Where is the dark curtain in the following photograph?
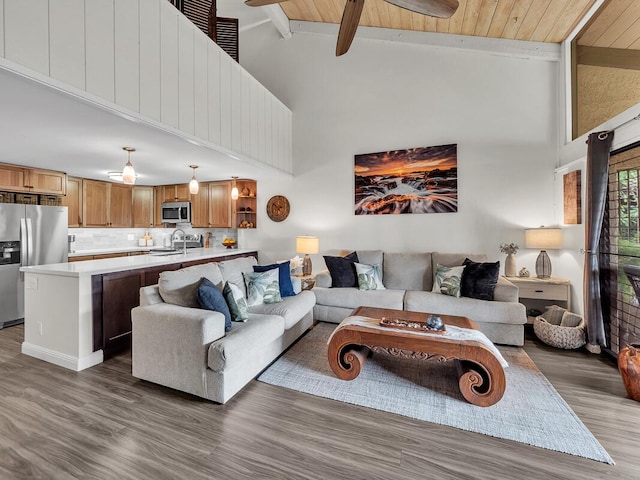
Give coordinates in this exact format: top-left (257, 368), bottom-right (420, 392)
top-left (584, 130), bottom-right (614, 351)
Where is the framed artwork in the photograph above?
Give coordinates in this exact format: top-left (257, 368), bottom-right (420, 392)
top-left (563, 170), bottom-right (581, 225)
top-left (354, 143), bottom-right (458, 215)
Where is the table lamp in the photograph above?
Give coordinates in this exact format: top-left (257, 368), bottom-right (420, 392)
top-left (296, 236), bottom-right (319, 276)
top-left (525, 227), bottom-right (563, 278)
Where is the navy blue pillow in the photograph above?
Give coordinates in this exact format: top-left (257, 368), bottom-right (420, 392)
top-left (254, 261), bottom-right (295, 297)
top-left (323, 252), bottom-right (360, 288)
top-left (197, 277), bottom-right (232, 331)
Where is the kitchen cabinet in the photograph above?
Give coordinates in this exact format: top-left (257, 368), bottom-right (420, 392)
top-left (153, 186), bottom-right (165, 226)
top-left (83, 179), bottom-right (131, 227)
top-left (0, 162), bottom-right (66, 195)
top-left (132, 186), bottom-right (154, 228)
top-left (62, 176), bottom-right (83, 227)
top-left (162, 184), bottom-right (190, 202)
top-left (190, 182), bottom-right (210, 228)
top-left (233, 179), bottom-right (257, 229)
top-left (209, 181), bottom-right (232, 228)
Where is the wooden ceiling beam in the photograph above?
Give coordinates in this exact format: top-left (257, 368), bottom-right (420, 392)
top-left (577, 45), bottom-right (640, 70)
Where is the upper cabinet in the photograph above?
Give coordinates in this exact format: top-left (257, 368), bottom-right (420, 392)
top-left (0, 163), bottom-right (66, 195)
top-left (0, 0), bottom-right (293, 174)
top-left (132, 186), bottom-right (154, 228)
top-left (62, 176), bottom-right (83, 227)
top-left (83, 180), bottom-right (132, 228)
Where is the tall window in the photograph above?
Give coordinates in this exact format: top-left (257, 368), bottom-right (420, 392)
top-left (603, 143), bottom-right (640, 354)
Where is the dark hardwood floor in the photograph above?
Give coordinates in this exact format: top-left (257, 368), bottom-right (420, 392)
top-left (1, 324), bottom-right (638, 479)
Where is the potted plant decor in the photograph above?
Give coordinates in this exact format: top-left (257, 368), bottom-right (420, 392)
top-left (499, 242), bottom-right (519, 277)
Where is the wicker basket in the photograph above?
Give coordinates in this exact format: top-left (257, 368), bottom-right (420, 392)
top-left (15, 193), bottom-right (38, 205)
top-left (39, 195), bottom-right (62, 206)
top-left (0, 191), bottom-right (15, 203)
top-left (533, 307), bottom-right (586, 349)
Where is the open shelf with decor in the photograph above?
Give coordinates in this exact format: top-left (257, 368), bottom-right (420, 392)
top-left (233, 179), bottom-right (257, 229)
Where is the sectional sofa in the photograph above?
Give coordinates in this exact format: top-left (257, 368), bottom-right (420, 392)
top-left (131, 256), bottom-right (315, 403)
top-left (313, 250), bottom-right (527, 346)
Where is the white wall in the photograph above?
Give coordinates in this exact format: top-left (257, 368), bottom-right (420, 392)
top-left (237, 25), bottom-right (560, 281)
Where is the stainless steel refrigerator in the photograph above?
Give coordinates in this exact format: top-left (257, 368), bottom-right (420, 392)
top-left (0, 204), bottom-right (68, 328)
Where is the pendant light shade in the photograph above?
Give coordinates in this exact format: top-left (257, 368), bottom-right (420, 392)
top-left (122, 147), bottom-right (136, 185)
top-left (189, 165), bottom-right (199, 194)
top-left (231, 176), bottom-right (239, 200)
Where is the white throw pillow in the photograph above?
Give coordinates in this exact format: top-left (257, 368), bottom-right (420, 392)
top-left (355, 263), bottom-right (385, 291)
top-left (243, 269), bottom-right (282, 306)
top-left (432, 264), bottom-right (464, 297)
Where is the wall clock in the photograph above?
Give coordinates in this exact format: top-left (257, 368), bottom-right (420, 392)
top-left (266, 195), bottom-right (290, 222)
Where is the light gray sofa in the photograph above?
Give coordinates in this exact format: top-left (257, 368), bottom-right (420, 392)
top-left (313, 251), bottom-right (527, 346)
top-left (131, 256), bottom-right (315, 403)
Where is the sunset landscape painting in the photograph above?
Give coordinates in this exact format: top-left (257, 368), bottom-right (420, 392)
top-left (354, 144), bottom-right (458, 215)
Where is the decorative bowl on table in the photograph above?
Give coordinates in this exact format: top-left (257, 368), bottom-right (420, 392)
top-left (222, 238), bottom-right (236, 249)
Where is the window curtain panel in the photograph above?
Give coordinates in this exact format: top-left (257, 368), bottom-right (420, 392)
top-left (584, 130), bottom-right (614, 353)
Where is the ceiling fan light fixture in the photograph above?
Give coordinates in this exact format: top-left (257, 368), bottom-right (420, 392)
top-left (121, 147), bottom-right (136, 185)
top-left (189, 165), bottom-right (199, 195)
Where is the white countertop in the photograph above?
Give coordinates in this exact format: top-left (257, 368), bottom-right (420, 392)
top-left (21, 248), bottom-right (256, 277)
top-left (68, 247), bottom-right (155, 257)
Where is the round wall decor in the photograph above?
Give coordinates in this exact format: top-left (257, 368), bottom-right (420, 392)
top-left (266, 195), bottom-right (290, 222)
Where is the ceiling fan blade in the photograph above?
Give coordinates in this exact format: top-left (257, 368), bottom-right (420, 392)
top-left (336, 0), bottom-right (365, 56)
top-left (384, 0), bottom-right (458, 18)
top-left (244, 0), bottom-right (285, 7)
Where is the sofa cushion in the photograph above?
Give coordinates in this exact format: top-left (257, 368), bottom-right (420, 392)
top-left (356, 250), bottom-right (384, 269)
top-left (355, 262), bottom-right (385, 290)
top-left (248, 290), bottom-right (316, 329)
top-left (324, 252), bottom-right (359, 287)
top-left (243, 269), bottom-right (282, 306)
top-left (218, 256), bottom-right (258, 298)
top-left (197, 278), bottom-right (232, 331)
top-left (432, 264), bottom-right (464, 297)
top-left (254, 261), bottom-right (295, 297)
top-left (404, 290), bottom-right (526, 326)
top-left (461, 259), bottom-right (500, 301)
top-left (383, 252), bottom-right (433, 291)
top-left (223, 281), bottom-right (249, 322)
top-left (207, 314), bottom-right (285, 373)
top-left (158, 263), bottom-right (224, 308)
top-left (313, 286), bottom-right (405, 311)
top-left (432, 252), bottom-right (487, 269)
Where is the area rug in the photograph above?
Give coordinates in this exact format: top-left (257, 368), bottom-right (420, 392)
top-left (258, 323), bottom-right (614, 464)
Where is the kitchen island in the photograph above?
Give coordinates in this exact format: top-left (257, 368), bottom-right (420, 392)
top-left (20, 248), bottom-right (257, 371)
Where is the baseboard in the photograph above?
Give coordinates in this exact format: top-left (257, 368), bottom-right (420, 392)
top-left (21, 342), bottom-right (103, 371)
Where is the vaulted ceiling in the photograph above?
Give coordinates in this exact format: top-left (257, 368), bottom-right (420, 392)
top-left (278, 0), bottom-right (599, 44)
top-left (577, 0), bottom-right (640, 49)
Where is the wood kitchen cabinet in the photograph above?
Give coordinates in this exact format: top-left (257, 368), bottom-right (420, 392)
top-left (83, 179), bottom-right (131, 227)
top-left (132, 186), bottom-right (154, 228)
top-left (190, 182), bottom-right (210, 227)
top-left (162, 184), bottom-right (190, 202)
top-left (0, 162), bottom-right (66, 195)
top-left (233, 179), bottom-right (257, 229)
top-left (209, 181), bottom-right (232, 228)
top-left (62, 176), bottom-right (83, 227)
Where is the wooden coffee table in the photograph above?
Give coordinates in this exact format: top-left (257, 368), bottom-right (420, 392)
top-left (327, 306), bottom-right (507, 407)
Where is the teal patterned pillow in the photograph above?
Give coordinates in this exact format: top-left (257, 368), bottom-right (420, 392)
top-left (354, 263), bottom-right (385, 291)
top-left (432, 264), bottom-right (464, 297)
top-left (222, 281), bottom-right (249, 322)
top-left (243, 269), bottom-right (282, 306)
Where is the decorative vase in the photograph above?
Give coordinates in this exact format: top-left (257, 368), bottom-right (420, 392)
top-left (505, 253), bottom-right (516, 277)
top-left (618, 344), bottom-right (640, 401)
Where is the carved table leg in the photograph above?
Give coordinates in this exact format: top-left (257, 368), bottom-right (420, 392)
top-left (455, 359), bottom-right (506, 407)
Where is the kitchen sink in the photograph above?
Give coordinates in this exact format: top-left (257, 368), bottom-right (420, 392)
top-left (149, 248), bottom-right (184, 256)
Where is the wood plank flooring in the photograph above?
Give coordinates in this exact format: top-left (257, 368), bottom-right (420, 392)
top-left (0, 324), bottom-right (638, 479)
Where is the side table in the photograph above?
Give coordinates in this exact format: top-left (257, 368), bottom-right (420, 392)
top-left (294, 274), bottom-right (315, 291)
top-left (507, 276), bottom-right (571, 323)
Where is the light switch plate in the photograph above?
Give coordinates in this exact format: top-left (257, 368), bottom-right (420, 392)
top-left (25, 277), bottom-right (38, 290)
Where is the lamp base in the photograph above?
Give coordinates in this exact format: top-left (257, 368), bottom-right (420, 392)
top-left (535, 250), bottom-right (552, 278)
top-left (302, 254), bottom-right (312, 276)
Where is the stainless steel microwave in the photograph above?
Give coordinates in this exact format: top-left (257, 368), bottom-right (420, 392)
top-left (161, 201), bottom-right (191, 224)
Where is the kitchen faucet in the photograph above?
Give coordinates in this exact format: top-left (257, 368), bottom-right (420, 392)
top-left (172, 228), bottom-right (187, 254)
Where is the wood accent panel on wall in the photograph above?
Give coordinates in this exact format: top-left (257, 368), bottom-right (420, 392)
top-left (563, 170), bottom-right (582, 225)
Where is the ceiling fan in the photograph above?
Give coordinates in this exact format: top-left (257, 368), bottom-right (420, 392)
top-left (245, 0), bottom-right (459, 56)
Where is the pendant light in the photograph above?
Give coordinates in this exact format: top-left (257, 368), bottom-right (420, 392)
top-left (121, 147), bottom-right (136, 185)
top-left (231, 176), bottom-right (239, 200)
top-left (189, 165), bottom-right (199, 194)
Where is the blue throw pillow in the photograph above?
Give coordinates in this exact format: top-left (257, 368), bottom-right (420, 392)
top-left (197, 277), bottom-right (232, 331)
top-left (253, 261), bottom-right (295, 297)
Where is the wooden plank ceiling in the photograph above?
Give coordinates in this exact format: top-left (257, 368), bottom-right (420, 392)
top-left (577, 0), bottom-right (640, 50)
top-left (281, 0), bottom-right (599, 44)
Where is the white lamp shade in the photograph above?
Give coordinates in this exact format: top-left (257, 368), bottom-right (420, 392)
top-left (525, 228), bottom-right (563, 250)
top-left (296, 236), bottom-right (319, 254)
top-left (189, 177), bottom-right (199, 194)
top-left (122, 161), bottom-right (136, 185)
top-left (231, 186), bottom-right (239, 200)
